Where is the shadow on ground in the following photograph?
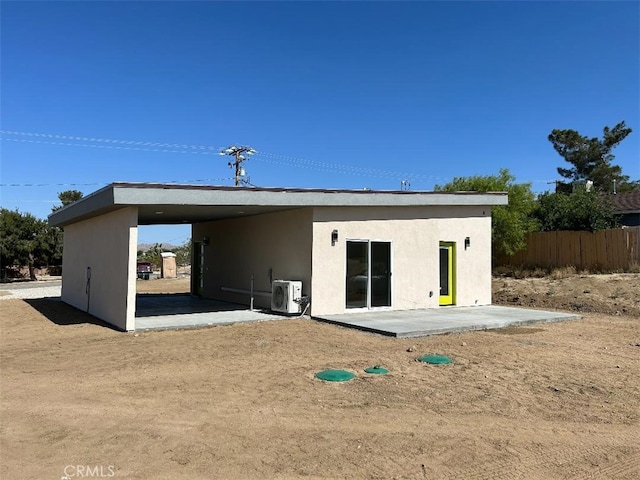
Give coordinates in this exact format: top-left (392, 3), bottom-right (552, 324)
top-left (24, 298), bottom-right (118, 330)
top-left (135, 293), bottom-right (251, 317)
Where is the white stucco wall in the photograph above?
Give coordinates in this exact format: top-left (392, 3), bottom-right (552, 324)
top-left (61, 207), bottom-right (138, 330)
top-left (192, 208), bottom-right (313, 309)
top-left (311, 206), bottom-right (493, 315)
top-left (192, 204), bottom-right (493, 316)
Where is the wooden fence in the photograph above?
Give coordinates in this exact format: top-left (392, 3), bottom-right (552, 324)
top-left (495, 226), bottom-right (640, 271)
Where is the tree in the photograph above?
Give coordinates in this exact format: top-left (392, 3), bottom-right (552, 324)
top-left (46, 190), bottom-right (83, 274)
top-left (620, 179), bottom-right (640, 192)
top-left (534, 187), bottom-right (618, 232)
top-left (0, 208), bottom-right (61, 280)
top-left (549, 121), bottom-right (634, 193)
top-left (172, 239), bottom-right (191, 268)
top-left (51, 190), bottom-right (84, 212)
top-left (138, 243), bottom-right (164, 270)
top-left (434, 168), bottom-right (538, 257)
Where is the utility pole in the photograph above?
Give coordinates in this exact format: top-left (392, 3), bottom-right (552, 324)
top-left (219, 145), bottom-right (256, 186)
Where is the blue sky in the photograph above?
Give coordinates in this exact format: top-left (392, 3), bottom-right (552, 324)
top-left (1, 1), bottom-right (638, 244)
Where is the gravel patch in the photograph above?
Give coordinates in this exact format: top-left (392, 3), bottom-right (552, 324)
top-left (0, 285), bottom-right (61, 300)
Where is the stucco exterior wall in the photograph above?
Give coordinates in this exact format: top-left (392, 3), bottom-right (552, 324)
top-left (311, 206), bottom-right (492, 315)
top-left (61, 207), bottom-right (138, 330)
top-left (192, 208), bottom-right (313, 309)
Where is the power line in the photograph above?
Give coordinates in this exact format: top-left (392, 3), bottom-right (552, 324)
top-left (0, 182), bottom-right (106, 187)
top-left (256, 150), bottom-right (421, 177)
top-left (1, 137), bottom-right (218, 156)
top-left (254, 154), bottom-right (448, 183)
top-left (5, 132), bottom-right (558, 190)
top-left (1, 200), bottom-right (60, 204)
top-left (1, 129), bottom-right (446, 185)
top-left (0, 130), bottom-right (218, 151)
top-left (1, 129), bottom-right (608, 189)
top-left (1, 178), bottom-right (235, 187)
top-left (3, 133), bottom-right (419, 179)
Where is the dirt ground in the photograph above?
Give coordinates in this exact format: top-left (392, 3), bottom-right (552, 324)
top-left (1, 275), bottom-right (639, 479)
top-left (493, 272), bottom-right (640, 317)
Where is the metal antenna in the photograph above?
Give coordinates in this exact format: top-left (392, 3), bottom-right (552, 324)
top-left (219, 145), bottom-right (257, 186)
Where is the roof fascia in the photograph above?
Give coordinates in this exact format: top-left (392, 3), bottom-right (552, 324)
top-left (48, 184), bottom-right (117, 227)
top-left (111, 184), bottom-right (508, 207)
top-left (49, 182), bottom-right (509, 227)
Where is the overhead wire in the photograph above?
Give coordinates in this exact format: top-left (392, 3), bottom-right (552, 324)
top-left (0, 129), bottom-right (449, 185)
top-left (1, 179), bottom-right (236, 187)
top-left (0, 129), bottom-right (559, 190)
top-left (1, 137), bottom-right (217, 156)
top-left (254, 153), bottom-right (449, 183)
top-left (0, 130), bottom-right (218, 151)
top-left (1, 182), bottom-right (107, 187)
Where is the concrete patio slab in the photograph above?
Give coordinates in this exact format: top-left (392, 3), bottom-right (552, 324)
top-left (135, 294), bottom-right (285, 331)
top-left (313, 305), bottom-right (580, 338)
top-left (134, 296), bottom-right (579, 337)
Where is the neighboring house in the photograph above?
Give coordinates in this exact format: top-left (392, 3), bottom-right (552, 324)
top-left (611, 191), bottom-right (640, 227)
top-left (48, 183), bottom-right (508, 331)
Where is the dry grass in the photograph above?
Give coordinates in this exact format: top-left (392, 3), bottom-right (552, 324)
top-left (493, 264), bottom-right (619, 279)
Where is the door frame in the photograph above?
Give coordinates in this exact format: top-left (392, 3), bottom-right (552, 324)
top-left (191, 241), bottom-right (204, 296)
top-left (439, 241), bottom-right (456, 306)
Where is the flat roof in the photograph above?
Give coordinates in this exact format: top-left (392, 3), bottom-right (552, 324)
top-left (48, 182), bottom-right (509, 227)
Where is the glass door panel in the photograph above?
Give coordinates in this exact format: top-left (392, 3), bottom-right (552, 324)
top-left (346, 240), bottom-right (391, 309)
top-left (371, 241), bottom-right (391, 307)
top-left (346, 241), bottom-right (368, 308)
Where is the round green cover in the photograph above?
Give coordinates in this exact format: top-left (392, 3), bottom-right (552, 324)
top-left (364, 366), bottom-right (389, 375)
top-left (315, 369), bottom-right (356, 382)
top-left (418, 354), bottom-right (453, 365)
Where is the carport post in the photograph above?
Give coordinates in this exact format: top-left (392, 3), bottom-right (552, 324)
top-left (250, 274), bottom-right (254, 311)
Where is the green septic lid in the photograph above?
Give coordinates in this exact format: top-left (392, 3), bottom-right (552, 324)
top-left (418, 354), bottom-right (453, 365)
top-left (315, 369), bottom-right (356, 382)
top-left (364, 366), bottom-right (389, 375)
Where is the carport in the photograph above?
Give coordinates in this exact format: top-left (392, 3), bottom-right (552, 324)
top-left (48, 182), bottom-right (316, 331)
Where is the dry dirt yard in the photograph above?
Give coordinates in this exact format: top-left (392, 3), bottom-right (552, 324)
top-left (493, 272), bottom-right (640, 317)
top-left (1, 275), bottom-right (639, 479)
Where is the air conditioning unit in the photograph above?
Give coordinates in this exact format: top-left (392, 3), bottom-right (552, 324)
top-left (271, 280), bottom-right (302, 314)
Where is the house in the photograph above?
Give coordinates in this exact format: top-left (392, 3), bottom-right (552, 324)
top-left (611, 191), bottom-right (640, 227)
top-left (48, 183), bottom-right (508, 331)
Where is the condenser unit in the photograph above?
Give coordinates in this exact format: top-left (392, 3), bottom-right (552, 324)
top-left (271, 280), bottom-right (302, 314)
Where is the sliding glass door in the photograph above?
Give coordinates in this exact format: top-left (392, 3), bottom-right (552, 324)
top-left (346, 240), bottom-right (391, 309)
